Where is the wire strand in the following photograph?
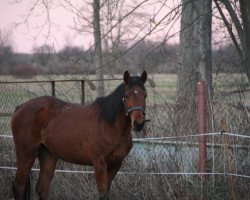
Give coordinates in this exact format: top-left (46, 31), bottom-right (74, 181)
top-left (3, 132), bottom-right (249, 140)
top-left (0, 166), bottom-right (249, 179)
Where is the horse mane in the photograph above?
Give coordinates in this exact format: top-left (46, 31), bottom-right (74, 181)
top-left (94, 83), bottom-right (124, 126)
top-left (94, 76), bottom-right (146, 126)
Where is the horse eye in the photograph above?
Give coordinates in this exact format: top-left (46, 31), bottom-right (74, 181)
top-left (144, 94), bottom-right (147, 99)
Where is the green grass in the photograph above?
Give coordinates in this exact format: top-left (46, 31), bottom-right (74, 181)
top-left (1, 73), bottom-right (249, 109)
top-left (0, 91), bottom-right (38, 113)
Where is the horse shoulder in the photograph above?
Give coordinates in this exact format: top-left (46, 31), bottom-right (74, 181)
top-left (106, 130), bottom-right (133, 163)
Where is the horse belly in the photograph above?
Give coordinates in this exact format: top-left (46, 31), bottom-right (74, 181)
top-left (41, 120), bottom-right (93, 165)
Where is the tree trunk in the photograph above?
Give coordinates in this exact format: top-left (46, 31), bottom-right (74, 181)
top-left (176, 0), bottom-right (212, 133)
top-left (239, 0), bottom-right (250, 83)
top-left (197, 0), bottom-right (212, 92)
top-left (177, 0), bottom-right (199, 105)
top-left (93, 0), bottom-right (105, 96)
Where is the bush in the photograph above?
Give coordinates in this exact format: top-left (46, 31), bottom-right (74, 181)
top-left (12, 64), bottom-right (39, 79)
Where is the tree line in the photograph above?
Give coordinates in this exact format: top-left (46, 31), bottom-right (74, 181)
top-left (0, 38), bottom-right (242, 77)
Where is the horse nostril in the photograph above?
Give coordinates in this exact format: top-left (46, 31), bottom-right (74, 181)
top-left (133, 121), bottom-right (144, 131)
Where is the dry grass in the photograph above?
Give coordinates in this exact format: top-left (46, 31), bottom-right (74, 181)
top-left (0, 73), bottom-right (250, 199)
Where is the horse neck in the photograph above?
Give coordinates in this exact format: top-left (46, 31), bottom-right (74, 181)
top-left (115, 109), bottom-right (131, 136)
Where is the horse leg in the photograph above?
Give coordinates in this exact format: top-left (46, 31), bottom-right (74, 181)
top-left (93, 157), bottom-right (109, 200)
top-left (36, 146), bottom-right (58, 200)
top-left (14, 150), bottom-right (37, 200)
top-left (107, 162), bottom-right (122, 192)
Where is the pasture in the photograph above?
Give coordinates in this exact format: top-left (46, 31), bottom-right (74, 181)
top-left (0, 73), bottom-right (250, 199)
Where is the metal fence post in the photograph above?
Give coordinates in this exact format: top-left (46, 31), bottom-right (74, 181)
top-left (81, 80), bottom-right (85, 105)
top-left (197, 80), bottom-right (207, 185)
top-left (51, 81), bottom-right (55, 97)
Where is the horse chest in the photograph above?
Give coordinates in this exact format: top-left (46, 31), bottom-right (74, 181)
top-left (108, 138), bottom-right (132, 162)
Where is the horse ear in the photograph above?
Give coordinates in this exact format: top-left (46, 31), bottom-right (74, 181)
top-left (140, 71), bottom-right (147, 83)
top-left (123, 71), bottom-right (131, 84)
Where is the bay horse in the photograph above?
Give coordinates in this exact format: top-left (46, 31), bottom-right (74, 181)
top-left (11, 71), bottom-right (147, 200)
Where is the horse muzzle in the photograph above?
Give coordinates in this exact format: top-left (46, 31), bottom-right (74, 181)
top-left (132, 120), bottom-right (145, 131)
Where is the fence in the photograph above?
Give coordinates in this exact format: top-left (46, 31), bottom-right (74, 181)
top-left (0, 76), bottom-right (250, 199)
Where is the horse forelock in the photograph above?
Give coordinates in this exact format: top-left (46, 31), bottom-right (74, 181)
top-left (126, 76), bottom-right (146, 91)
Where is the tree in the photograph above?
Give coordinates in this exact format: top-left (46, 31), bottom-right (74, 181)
top-left (177, 0), bottom-right (212, 131)
top-left (214, 0), bottom-right (250, 83)
top-left (102, 0), bottom-right (125, 77)
top-left (0, 29), bottom-right (13, 74)
top-left (93, 0), bottom-right (105, 96)
top-left (33, 44), bottom-right (54, 66)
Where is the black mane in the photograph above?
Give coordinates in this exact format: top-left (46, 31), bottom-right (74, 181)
top-left (94, 76), bottom-right (145, 126)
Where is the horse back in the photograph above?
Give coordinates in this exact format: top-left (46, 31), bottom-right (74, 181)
top-left (11, 96), bottom-right (69, 138)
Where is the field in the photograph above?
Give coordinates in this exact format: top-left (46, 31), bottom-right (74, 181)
top-left (0, 73), bottom-right (250, 199)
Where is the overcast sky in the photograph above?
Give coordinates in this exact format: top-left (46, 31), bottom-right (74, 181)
top-left (0, 0), bottom-right (88, 53)
top-left (0, 0), bottom-right (181, 53)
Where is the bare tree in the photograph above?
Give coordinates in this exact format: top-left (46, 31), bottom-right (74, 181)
top-left (102, 0), bottom-right (126, 77)
top-left (33, 44), bottom-right (54, 66)
top-left (0, 29), bottom-right (14, 74)
top-left (93, 0), bottom-right (105, 96)
top-left (177, 0), bottom-right (212, 132)
top-left (214, 0), bottom-right (250, 83)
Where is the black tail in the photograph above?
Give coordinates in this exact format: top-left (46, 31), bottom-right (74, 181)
top-left (14, 104), bottom-right (22, 112)
top-left (12, 178), bottom-right (16, 199)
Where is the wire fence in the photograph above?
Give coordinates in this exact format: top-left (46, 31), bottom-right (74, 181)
top-left (0, 76), bottom-right (250, 199)
top-left (0, 132), bottom-right (249, 199)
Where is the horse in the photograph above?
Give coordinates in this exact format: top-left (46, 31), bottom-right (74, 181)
top-left (11, 71), bottom-right (148, 200)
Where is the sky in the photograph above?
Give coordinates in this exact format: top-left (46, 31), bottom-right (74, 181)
top-left (0, 0), bottom-right (181, 53)
top-left (0, 0), bottom-right (92, 53)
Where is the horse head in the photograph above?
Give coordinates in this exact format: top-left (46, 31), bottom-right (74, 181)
top-left (122, 71), bottom-right (147, 131)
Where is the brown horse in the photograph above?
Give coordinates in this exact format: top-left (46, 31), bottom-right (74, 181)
top-left (11, 71), bottom-right (147, 200)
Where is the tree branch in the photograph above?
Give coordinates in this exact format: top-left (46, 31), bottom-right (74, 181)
top-left (214, 0), bottom-right (243, 61)
top-left (221, 0), bottom-right (243, 43)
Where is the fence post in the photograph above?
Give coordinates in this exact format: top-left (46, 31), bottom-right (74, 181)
top-left (51, 81), bottom-right (55, 97)
top-left (81, 80), bottom-right (85, 105)
top-left (197, 80), bottom-right (207, 190)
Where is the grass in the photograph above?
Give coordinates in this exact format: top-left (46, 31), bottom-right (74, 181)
top-left (1, 135), bottom-right (249, 199)
top-left (1, 73), bottom-right (249, 105)
top-left (0, 74), bottom-right (178, 110)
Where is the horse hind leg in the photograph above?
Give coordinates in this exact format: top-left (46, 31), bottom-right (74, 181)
top-left (13, 175), bottom-right (31, 200)
top-left (13, 148), bottom-right (37, 200)
top-left (36, 145), bottom-right (58, 200)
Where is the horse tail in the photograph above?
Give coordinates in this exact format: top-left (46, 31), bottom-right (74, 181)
top-left (14, 104), bottom-right (23, 112)
top-left (12, 179), bottom-right (16, 199)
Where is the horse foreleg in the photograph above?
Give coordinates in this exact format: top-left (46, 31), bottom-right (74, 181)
top-left (107, 162), bottom-right (122, 192)
top-left (36, 147), bottom-right (58, 200)
top-left (93, 157), bottom-right (109, 200)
